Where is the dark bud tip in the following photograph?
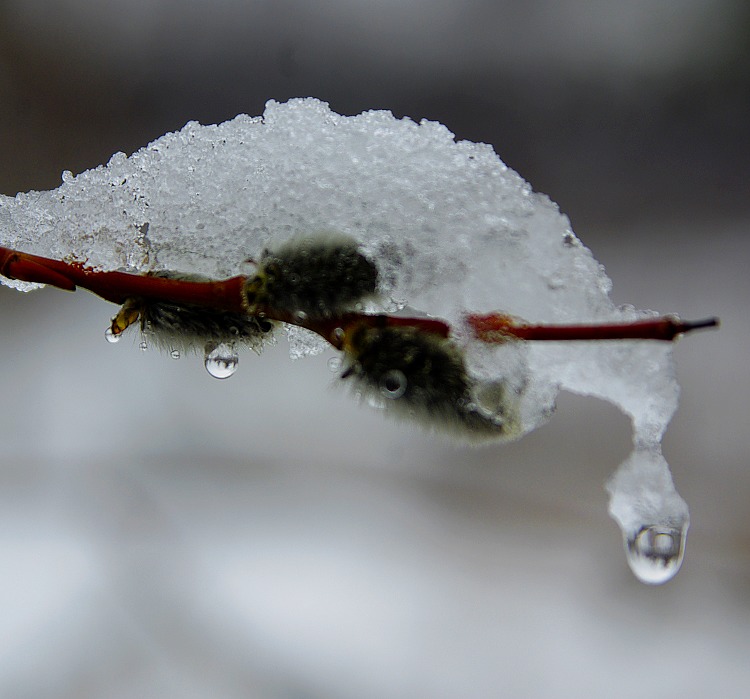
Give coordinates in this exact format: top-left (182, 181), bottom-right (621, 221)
top-left (677, 317), bottom-right (720, 333)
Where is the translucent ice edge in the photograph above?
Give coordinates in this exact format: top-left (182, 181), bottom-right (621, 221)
top-left (0, 97), bottom-right (686, 582)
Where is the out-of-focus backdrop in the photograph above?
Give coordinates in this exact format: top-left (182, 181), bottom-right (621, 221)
top-left (1, 1), bottom-right (748, 697)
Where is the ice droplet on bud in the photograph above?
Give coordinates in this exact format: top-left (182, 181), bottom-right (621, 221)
top-left (104, 327), bottom-right (120, 343)
top-left (204, 342), bottom-right (239, 379)
top-left (379, 369), bottom-right (407, 399)
top-left (624, 525), bottom-right (687, 585)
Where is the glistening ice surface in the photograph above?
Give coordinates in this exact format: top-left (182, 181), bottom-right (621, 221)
top-left (0, 98), bottom-right (688, 582)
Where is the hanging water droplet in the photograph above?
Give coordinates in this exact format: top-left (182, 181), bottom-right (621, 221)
top-left (139, 339), bottom-right (148, 352)
top-left (204, 342), bottom-right (239, 379)
top-left (294, 310), bottom-right (308, 323)
top-left (607, 447), bottom-right (690, 584)
top-left (170, 349), bottom-right (180, 360)
top-left (327, 356), bottom-right (343, 373)
top-left (61, 170), bottom-right (74, 184)
top-left (379, 369), bottom-right (407, 399)
top-left (624, 524), bottom-right (688, 585)
top-left (104, 326), bottom-right (121, 343)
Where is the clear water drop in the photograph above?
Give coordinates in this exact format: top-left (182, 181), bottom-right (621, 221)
top-left (294, 310), bottom-right (308, 323)
top-left (204, 342), bottom-right (239, 379)
top-left (139, 339), bottom-right (148, 352)
top-left (327, 356), bottom-right (343, 373)
top-left (607, 447), bottom-right (690, 584)
top-left (170, 349), bottom-right (180, 360)
top-left (104, 326), bottom-right (121, 343)
top-left (624, 524), bottom-right (688, 585)
top-left (379, 369), bottom-right (407, 399)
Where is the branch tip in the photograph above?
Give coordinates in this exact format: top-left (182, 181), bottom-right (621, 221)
top-left (675, 317), bottom-right (719, 334)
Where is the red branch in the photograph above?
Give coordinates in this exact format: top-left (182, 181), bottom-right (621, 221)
top-left (1, 244), bottom-right (718, 348)
top-left (466, 312), bottom-right (719, 343)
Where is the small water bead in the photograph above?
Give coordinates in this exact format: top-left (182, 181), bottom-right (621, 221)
top-left (327, 356), bottom-right (343, 373)
top-left (379, 369), bottom-right (407, 399)
top-left (104, 326), bottom-right (121, 343)
top-left (624, 524), bottom-right (688, 585)
top-left (170, 349), bottom-right (180, 360)
top-left (204, 342), bottom-right (239, 379)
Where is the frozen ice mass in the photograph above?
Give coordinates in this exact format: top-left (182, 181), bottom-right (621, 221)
top-left (0, 98), bottom-right (689, 582)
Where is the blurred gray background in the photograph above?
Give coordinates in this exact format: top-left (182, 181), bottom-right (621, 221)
top-left (0, 1), bottom-right (748, 697)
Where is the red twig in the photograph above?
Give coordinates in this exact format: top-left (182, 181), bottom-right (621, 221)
top-left (466, 312), bottom-right (719, 343)
top-left (0, 245), bottom-right (452, 347)
top-left (0, 246), bottom-right (246, 311)
top-left (1, 244), bottom-right (718, 348)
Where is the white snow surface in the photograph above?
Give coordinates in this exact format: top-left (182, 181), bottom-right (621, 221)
top-left (0, 98), bottom-right (687, 578)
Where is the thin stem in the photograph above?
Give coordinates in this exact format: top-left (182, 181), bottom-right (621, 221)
top-left (467, 312), bottom-right (719, 343)
top-left (0, 245), bottom-right (247, 311)
top-left (0, 245), bottom-right (452, 348)
top-left (1, 244), bottom-right (719, 348)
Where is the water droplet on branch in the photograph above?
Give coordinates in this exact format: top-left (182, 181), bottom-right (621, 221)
top-left (379, 369), bottom-right (407, 399)
top-left (104, 327), bottom-right (121, 343)
top-left (607, 448), bottom-right (690, 584)
top-left (204, 342), bottom-right (239, 379)
top-left (624, 524), bottom-right (688, 585)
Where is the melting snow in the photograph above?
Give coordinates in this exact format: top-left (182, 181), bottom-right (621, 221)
top-left (0, 98), bottom-right (689, 582)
